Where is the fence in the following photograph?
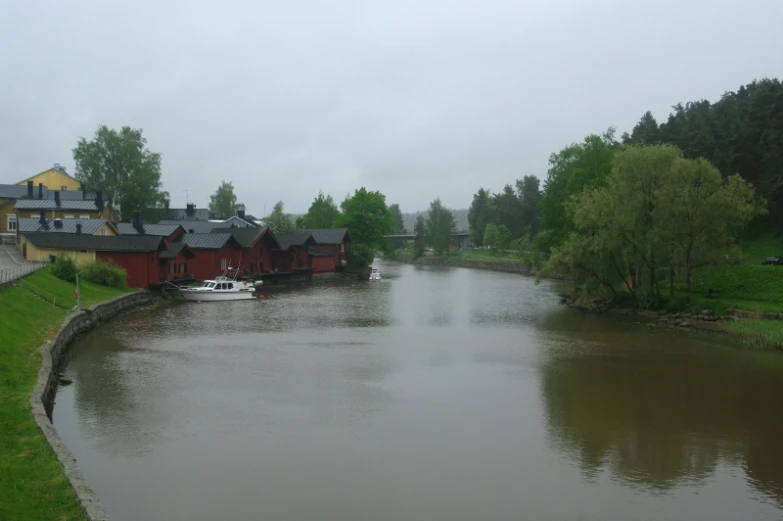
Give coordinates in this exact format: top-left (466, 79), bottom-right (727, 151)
top-left (0, 261), bottom-right (49, 286)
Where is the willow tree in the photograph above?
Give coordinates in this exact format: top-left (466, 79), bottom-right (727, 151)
top-left (545, 145), bottom-right (762, 307)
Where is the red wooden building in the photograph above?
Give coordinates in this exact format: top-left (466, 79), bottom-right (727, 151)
top-left (183, 233), bottom-right (245, 280)
top-left (273, 233), bottom-right (315, 271)
top-left (209, 226), bottom-right (280, 274)
top-left (21, 232), bottom-right (170, 289)
top-left (307, 229), bottom-right (351, 271)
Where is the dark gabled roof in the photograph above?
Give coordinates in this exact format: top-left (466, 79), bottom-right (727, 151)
top-left (159, 240), bottom-right (196, 259)
top-left (15, 199), bottom-right (105, 211)
top-left (22, 232), bottom-right (163, 252)
top-left (18, 218), bottom-right (115, 235)
top-left (164, 208), bottom-right (211, 221)
top-left (0, 184), bottom-right (33, 199)
top-left (159, 220), bottom-right (231, 234)
top-left (277, 233), bottom-right (315, 249)
top-left (308, 246), bottom-right (334, 257)
top-left (183, 233), bottom-right (236, 249)
top-left (208, 226), bottom-right (280, 249)
top-left (304, 228), bottom-right (350, 245)
top-left (116, 222), bottom-right (184, 237)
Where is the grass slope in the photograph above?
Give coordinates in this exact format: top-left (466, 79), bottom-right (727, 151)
top-left (0, 267), bottom-right (131, 521)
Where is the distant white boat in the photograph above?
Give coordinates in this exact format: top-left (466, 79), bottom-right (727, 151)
top-left (178, 268), bottom-right (262, 302)
top-left (369, 268), bottom-right (382, 281)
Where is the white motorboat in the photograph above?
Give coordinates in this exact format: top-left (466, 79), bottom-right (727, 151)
top-left (369, 268), bottom-right (382, 281)
top-left (179, 268), bottom-right (263, 302)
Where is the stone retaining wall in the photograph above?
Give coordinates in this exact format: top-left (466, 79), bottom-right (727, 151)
top-left (29, 291), bottom-right (157, 521)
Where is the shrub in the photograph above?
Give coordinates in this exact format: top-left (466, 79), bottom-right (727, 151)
top-left (80, 261), bottom-right (127, 288)
top-left (50, 256), bottom-right (78, 283)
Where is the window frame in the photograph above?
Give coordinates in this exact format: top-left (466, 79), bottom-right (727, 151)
top-left (7, 214), bottom-right (17, 231)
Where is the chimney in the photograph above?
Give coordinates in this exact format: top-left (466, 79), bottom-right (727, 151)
top-left (95, 191), bottom-right (104, 212)
top-left (27, 181), bottom-right (33, 197)
top-left (53, 218), bottom-right (63, 230)
top-left (237, 209), bottom-right (245, 219)
top-left (188, 228), bottom-right (194, 234)
top-left (38, 183), bottom-right (43, 199)
top-left (54, 191), bottom-right (61, 206)
top-left (76, 223), bottom-right (82, 235)
top-left (81, 184), bottom-right (87, 200)
top-left (39, 210), bottom-right (47, 226)
top-left (186, 203), bottom-right (195, 217)
top-left (133, 210), bottom-right (145, 234)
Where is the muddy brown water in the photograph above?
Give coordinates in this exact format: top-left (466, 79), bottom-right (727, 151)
top-left (54, 260), bottom-right (783, 521)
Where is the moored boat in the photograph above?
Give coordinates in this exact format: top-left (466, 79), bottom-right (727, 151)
top-left (178, 267), bottom-right (262, 302)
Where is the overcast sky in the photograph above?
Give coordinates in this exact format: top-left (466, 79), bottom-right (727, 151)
top-left (1, 0), bottom-right (781, 215)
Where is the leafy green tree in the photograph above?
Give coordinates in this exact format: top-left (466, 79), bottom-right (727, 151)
top-left (389, 204), bottom-right (406, 233)
top-left (73, 125), bottom-right (169, 220)
top-left (493, 224), bottom-right (512, 251)
top-left (413, 215), bottom-right (427, 258)
top-left (264, 201), bottom-right (296, 236)
top-left (300, 191), bottom-right (340, 229)
top-left (208, 180), bottom-right (244, 219)
top-left (656, 158), bottom-right (761, 293)
top-left (544, 145), bottom-right (762, 307)
top-left (535, 128), bottom-right (617, 254)
top-left (483, 223), bottom-right (497, 250)
top-left (623, 79), bottom-right (783, 230)
top-left (516, 175), bottom-right (542, 237)
top-left (468, 188), bottom-right (495, 246)
top-left (426, 198), bottom-right (455, 254)
top-left (336, 188), bottom-right (393, 267)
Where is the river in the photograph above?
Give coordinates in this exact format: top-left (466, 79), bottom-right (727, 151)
top-left (53, 259), bottom-right (783, 521)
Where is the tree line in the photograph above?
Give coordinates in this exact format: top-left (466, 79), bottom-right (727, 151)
top-left (467, 79), bottom-right (777, 307)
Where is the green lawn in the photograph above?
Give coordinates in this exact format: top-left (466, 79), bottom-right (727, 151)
top-left (683, 233), bottom-right (783, 315)
top-left (0, 267), bottom-right (132, 521)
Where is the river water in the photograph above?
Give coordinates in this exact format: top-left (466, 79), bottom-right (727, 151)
top-left (54, 260), bottom-right (783, 521)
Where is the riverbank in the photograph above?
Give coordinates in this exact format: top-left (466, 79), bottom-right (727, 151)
top-left (0, 267), bottom-right (141, 521)
top-left (392, 251), bottom-right (541, 275)
top-left (392, 245), bottom-right (783, 350)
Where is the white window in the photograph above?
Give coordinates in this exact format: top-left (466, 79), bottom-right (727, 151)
top-left (64, 215), bottom-right (74, 219)
top-left (80, 215), bottom-right (90, 219)
top-left (7, 215), bottom-right (17, 231)
top-left (101, 229), bottom-right (106, 236)
top-left (61, 186), bottom-right (68, 191)
top-left (221, 258), bottom-right (228, 270)
top-left (340, 244), bottom-right (344, 252)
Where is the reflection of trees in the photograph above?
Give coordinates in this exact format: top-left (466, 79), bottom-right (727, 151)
top-left (539, 312), bottom-right (783, 504)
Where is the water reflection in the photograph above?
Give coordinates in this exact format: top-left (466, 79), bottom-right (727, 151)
top-left (539, 311), bottom-right (783, 504)
top-left (53, 261), bottom-right (783, 521)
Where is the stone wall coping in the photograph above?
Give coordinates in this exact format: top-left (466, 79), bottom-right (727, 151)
top-left (29, 290), bottom-right (156, 521)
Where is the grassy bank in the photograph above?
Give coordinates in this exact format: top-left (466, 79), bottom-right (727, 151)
top-left (0, 267), bottom-right (132, 521)
top-left (722, 320), bottom-right (783, 350)
top-left (394, 248), bottom-right (541, 266)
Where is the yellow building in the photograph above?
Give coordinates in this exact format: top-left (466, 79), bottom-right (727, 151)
top-left (17, 164), bottom-right (81, 192)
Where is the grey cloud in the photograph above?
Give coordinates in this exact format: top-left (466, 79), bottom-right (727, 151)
top-left (2, 0), bottom-right (781, 214)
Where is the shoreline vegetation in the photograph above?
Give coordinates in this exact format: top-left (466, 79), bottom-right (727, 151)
top-left (0, 267), bottom-right (133, 521)
top-left (394, 79), bottom-right (783, 351)
top-left (389, 241), bottom-right (783, 351)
